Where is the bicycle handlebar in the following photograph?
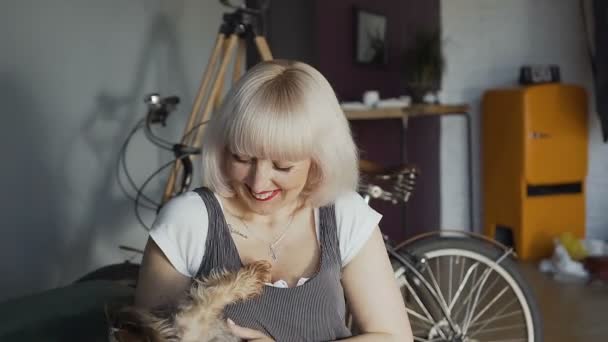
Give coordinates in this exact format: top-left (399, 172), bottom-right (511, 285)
top-left (358, 165), bottom-right (418, 205)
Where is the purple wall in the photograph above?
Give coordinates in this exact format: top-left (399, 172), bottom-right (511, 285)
top-left (312, 0), bottom-right (441, 242)
top-left (349, 117), bottom-right (441, 243)
top-left (264, 0), bottom-right (441, 243)
top-left (314, 0), bottom-right (439, 101)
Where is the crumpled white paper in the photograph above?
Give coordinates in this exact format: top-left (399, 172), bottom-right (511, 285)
top-left (538, 238), bottom-right (600, 283)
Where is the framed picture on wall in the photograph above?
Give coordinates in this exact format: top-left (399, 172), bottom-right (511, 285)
top-left (354, 8), bottom-right (388, 65)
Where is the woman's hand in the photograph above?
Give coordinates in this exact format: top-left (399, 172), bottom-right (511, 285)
top-left (227, 319), bottom-right (275, 341)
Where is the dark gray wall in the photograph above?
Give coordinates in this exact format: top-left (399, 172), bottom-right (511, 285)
top-left (0, 0), bottom-right (225, 302)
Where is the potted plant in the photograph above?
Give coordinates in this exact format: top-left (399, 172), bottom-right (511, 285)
top-left (403, 30), bottom-right (445, 104)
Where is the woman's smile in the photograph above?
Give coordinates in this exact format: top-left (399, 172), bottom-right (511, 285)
top-left (248, 186), bottom-right (281, 202)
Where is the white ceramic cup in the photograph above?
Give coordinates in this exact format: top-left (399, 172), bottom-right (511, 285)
top-left (363, 90), bottom-right (380, 107)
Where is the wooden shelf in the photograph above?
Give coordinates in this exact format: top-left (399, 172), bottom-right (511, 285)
top-left (343, 104), bottom-right (470, 120)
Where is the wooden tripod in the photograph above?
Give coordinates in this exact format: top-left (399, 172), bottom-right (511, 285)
top-left (161, 6), bottom-right (273, 205)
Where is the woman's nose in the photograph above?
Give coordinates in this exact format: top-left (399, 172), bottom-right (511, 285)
top-left (247, 161), bottom-right (273, 192)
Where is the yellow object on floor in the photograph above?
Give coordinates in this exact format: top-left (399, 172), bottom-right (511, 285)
top-left (559, 233), bottom-right (588, 261)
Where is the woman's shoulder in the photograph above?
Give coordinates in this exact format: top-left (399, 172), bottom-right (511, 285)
top-left (332, 190), bottom-right (367, 209)
top-left (148, 190), bottom-right (211, 277)
top-left (332, 189), bottom-right (381, 228)
top-left (330, 190), bottom-right (383, 266)
top-left (154, 190), bottom-right (209, 226)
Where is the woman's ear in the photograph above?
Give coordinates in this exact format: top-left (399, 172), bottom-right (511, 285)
top-left (303, 162), bottom-right (322, 195)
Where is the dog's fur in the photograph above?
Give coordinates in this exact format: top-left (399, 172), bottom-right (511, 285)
top-left (108, 261), bottom-right (272, 342)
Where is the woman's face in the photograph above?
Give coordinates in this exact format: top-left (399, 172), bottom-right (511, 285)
top-left (224, 151), bottom-right (313, 216)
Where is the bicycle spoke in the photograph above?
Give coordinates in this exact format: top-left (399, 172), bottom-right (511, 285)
top-left (448, 261), bottom-right (480, 312)
top-left (467, 271), bottom-right (501, 313)
top-left (453, 262), bottom-right (480, 324)
top-left (448, 255), bottom-right (453, 307)
top-left (459, 265), bottom-right (478, 327)
top-left (454, 263), bottom-right (494, 321)
top-left (456, 270), bottom-right (503, 330)
top-left (435, 256), bottom-right (440, 298)
top-left (453, 255), bottom-right (464, 318)
top-left (470, 323), bottom-right (526, 335)
top-left (456, 248), bottom-right (514, 318)
top-left (458, 255), bottom-right (465, 290)
top-left (468, 298), bottom-right (520, 338)
top-left (464, 265), bottom-right (492, 307)
top-left (468, 309), bottom-right (521, 329)
top-left (404, 275), bottom-right (450, 341)
top-left (403, 277), bottom-right (436, 325)
top-left (470, 285), bottom-right (510, 326)
top-left (463, 264), bottom-right (493, 333)
top-left (425, 262), bottom-right (451, 316)
top-left (406, 307), bottom-right (435, 326)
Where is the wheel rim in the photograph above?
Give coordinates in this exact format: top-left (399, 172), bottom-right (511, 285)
top-left (396, 248), bottom-right (535, 342)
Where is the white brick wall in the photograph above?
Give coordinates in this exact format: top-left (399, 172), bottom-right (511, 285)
top-left (440, 0), bottom-right (608, 238)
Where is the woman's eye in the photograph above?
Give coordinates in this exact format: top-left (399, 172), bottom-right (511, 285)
top-left (273, 163), bottom-right (293, 172)
top-left (232, 154), bottom-right (251, 163)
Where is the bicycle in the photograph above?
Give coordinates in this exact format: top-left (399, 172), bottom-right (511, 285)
top-left (350, 160), bottom-right (542, 342)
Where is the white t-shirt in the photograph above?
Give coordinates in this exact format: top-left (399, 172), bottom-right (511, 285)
top-left (149, 190), bottom-right (382, 285)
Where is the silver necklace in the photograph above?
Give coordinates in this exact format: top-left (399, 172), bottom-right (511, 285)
top-left (228, 212), bottom-right (296, 262)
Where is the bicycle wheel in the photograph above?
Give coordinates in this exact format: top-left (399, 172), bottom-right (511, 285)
top-left (393, 237), bottom-right (542, 342)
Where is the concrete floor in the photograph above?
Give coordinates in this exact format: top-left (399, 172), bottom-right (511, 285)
top-left (518, 262), bottom-right (608, 341)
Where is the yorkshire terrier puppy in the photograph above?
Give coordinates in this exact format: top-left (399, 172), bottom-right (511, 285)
top-left (108, 261), bottom-right (272, 342)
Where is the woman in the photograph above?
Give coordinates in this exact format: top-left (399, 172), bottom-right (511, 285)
top-left (134, 60), bottom-right (413, 341)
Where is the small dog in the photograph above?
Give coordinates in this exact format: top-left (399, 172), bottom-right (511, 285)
top-left (108, 261), bottom-right (272, 342)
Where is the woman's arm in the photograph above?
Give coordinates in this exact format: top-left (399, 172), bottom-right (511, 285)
top-left (134, 237), bottom-right (192, 310)
top-left (339, 227), bottom-right (413, 341)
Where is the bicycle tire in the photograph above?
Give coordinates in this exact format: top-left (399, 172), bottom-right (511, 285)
top-left (393, 237), bottom-right (542, 342)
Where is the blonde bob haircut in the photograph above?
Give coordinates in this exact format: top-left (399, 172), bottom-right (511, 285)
top-left (200, 59), bottom-right (359, 207)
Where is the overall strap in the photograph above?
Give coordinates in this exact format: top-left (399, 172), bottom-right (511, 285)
top-left (319, 204), bottom-right (342, 269)
top-left (193, 187), bottom-right (241, 278)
